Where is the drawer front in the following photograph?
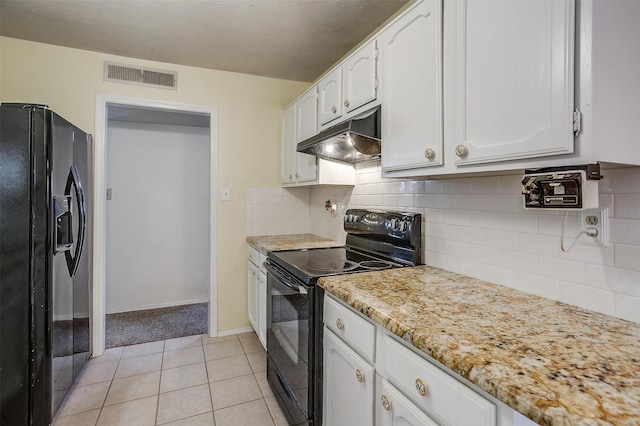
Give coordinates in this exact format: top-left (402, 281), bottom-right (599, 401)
top-left (324, 295), bottom-right (375, 362)
top-left (377, 331), bottom-right (496, 426)
top-left (248, 245), bottom-right (260, 266)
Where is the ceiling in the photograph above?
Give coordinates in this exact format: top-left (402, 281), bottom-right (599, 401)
top-left (0, 0), bottom-right (410, 83)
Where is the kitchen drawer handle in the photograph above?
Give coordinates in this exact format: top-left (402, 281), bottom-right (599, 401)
top-left (355, 369), bottom-right (364, 382)
top-left (415, 378), bottom-right (428, 396)
top-left (336, 318), bottom-right (344, 330)
top-left (344, 99), bottom-right (350, 108)
top-left (331, 105), bottom-right (337, 114)
top-left (381, 395), bottom-right (391, 411)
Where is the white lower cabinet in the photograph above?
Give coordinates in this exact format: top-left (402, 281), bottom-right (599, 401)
top-left (247, 245), bottom-right (266, 350)
top-left (323, 294), bottom-right (501, 426)
top-left (376, 375), bottom-right (439, 426)
top-left (323, 328), bottom-right (375, 426)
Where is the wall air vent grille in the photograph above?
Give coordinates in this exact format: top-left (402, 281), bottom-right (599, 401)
top-left (103, 62), bottom-right (178, 90)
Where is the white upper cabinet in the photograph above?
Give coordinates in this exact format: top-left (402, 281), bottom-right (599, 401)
top-left (281, 103), bottom-right (297, 184)
top-left (295, 88), bottom-right (319, 183)
top-left (317, 68), bottom-right (343, 127)
top-left (450, 0), bottom-right (576, 165)
top-left (381, 0), bottom-right (443, 172)
top-left (343, 39), bottom-right (378, 114)
top-left (318, 40), bottom-right (379, 128)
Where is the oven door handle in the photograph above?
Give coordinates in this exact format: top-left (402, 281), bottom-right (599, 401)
top-left (264, 262), bottom-right (307, 294)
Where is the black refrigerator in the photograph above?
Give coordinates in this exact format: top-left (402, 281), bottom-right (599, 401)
top-left (0, 103), bottom-right (92, 425)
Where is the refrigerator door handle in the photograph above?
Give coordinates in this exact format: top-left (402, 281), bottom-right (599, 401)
top-left (64, 165), bottom-right (86, 277)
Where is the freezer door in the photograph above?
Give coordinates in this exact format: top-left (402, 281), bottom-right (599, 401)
top-left (0, 105), bottom-right (33, 425)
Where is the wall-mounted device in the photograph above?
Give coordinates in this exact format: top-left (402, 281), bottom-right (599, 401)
top-left (522, 164), bottom-right (602, 210)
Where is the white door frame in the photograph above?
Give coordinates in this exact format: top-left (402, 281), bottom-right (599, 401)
top-left (93, 94), bottom-right (218, 356)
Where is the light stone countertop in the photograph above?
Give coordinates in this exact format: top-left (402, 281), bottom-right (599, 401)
top-left (246, 233), bottom-right (341, 253)
top-left (317, 265), bottom-right (640, 426)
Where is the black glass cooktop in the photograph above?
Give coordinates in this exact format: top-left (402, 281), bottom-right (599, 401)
top-left (268, 246), bottom-right (402, 284)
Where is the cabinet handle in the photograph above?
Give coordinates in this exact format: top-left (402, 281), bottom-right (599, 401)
top-left (455, 144), bottom-right (468, 158)
top-left (344, 99), bottom-right (350, 108)
top-left (336, 318), bottom-right (344, 330)
top-left (355, 369), bottom-right (364, 382)
top-left (415, 378), bottom-right (428, 396)
top-left (380, 395), bottom-right (391, 411)
top-left (424, 147), bottom-right (435, 160)
top-left (288, 174), bottom-right (293, 180)
top-left (295, 172), bottom-right (300, 178)
top-left (331, 105), bottom-right (337, 114)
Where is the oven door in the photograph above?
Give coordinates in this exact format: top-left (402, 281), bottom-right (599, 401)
top-left (265, 261), bottom-right (314, 425)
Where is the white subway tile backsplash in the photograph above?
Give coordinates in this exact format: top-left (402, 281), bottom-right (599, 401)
top-left (426, 223), bottom-right (458, 240)
top-left (458, 226), bottom-right (485, 245)
top-left (614, 194), bottom-right (640, 219)
top-left (610, 219), bottom-right (640, 245)
top-left (471, 244), bottom-right (501, 265)
top-left (537, 256), bottom-right (586, 285)
top-left (484, 265), bottom-right (519, 289)
top-left (518, 272), bottom-right (560, 300)
top-left (484, 229), bottom-right (519, 251)
top-left (444, 210), bottom-right (471, 227)
top-left (613, 243), bottom-right (640, 272)
top-left (424, 180), bottom-right (446, 194)
top-left (500, 250), bottom-right (538, 274)
top-left (415, 194), bottom-right (434, 208)
top-left (282, 166), bottom-right (640, 324)
top-left (614, 293), bottom-right (640, 324)
top-left (559, 282), bottom-right (615, 316)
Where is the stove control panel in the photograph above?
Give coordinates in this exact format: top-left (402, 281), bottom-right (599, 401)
top-left (344, 209), bottom-right (420, 238)
top-left (344, 208), bottom-right (422, 265)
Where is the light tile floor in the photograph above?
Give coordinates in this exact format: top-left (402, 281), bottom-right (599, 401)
top-left (52, 332), bottom-right (289, 426)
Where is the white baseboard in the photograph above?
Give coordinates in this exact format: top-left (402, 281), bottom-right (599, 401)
top-left (106, 298), bottom-right (209, 315)
top-left (213, 326), bottom-right (254, 338)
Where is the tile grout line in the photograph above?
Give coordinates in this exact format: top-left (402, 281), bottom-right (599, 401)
top-left (154, 339), bottom-right (166, 426)
top-left (202, 336), bottom-right (216, 424)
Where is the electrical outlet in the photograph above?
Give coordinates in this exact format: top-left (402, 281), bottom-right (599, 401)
top-left (580, 208), bottom-right (608, 247)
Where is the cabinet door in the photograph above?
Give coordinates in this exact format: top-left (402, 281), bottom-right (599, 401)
top-left (343, 39), bottom-right (378, 113)
top-left (318, 68), bottom-right (343, 126)
top-left (296, 89), bottom-right (318, 183)
top-left (257, 272), bottom-right (267, 349)
top-left (323, 328), bottom-right (374, 426)
top-left (281, 104), bottom-right (296, 184)
top-left (247, 262), bottom-right (258, 332)
top-left (381, 0), bottom-right (443, 172)
top-left (377, 378), bottom-right (439, 426)
top-left (451, 0), bottom-right (575, 165)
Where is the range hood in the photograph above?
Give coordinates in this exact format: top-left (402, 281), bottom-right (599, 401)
top-left (297, 106), bottom-right (381, 165)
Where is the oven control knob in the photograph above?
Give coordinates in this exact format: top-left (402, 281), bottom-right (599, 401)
top-left (390, 218), bottom-right (398, 229)
top-left (399, 221), bottom-right (408, 232)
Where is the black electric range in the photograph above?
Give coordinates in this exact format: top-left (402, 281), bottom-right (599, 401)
top-left (264, 209), bottom-right (422, 425)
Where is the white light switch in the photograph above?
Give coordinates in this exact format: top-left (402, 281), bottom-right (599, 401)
top-left (222, 187), bottom-right (231, 201)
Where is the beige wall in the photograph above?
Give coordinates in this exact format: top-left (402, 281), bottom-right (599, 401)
top-left (0, 36), bottom-right (308, 332)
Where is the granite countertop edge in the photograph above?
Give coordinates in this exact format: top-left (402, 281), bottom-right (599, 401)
top-left (246, 233), bottom-right (342, 253)
top-left (318, 265), bottom-right (640, 426)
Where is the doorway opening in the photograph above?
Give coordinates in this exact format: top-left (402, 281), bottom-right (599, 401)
top-left (94, 95), bottom-right (218, 356)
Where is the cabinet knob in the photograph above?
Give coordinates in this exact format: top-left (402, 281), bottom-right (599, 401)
top-left (380, 395), bottom-right (391, 411)
top-left (455, 144), bottom-right (468, 158)
top-left (344, 99), bottom-right (350, 108)
top-left (288, 174), bottom-right (293, 180)
top-left (336, 318), bottom-right (344, 330)
top-left (424, 147), bottom-right (435, 160)
top-left (331, 105), bottom-right (337, 114)
top-left (295, 172), bottom-right (300, 178)
top-left (415, 378), bottom-right (428, 396)
top-left (355, 369), bottom-right (364, 382)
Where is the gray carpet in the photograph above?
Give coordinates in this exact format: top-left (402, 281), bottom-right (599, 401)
top-left (105, 302), bottom-right (208, 348)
